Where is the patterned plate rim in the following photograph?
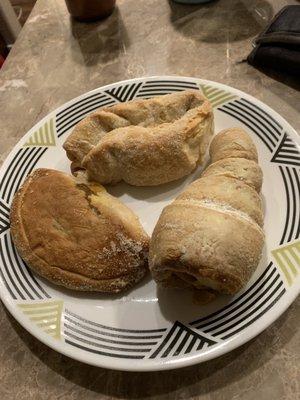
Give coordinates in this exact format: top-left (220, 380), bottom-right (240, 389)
top-left (0, 76), bottom-right (299, 371)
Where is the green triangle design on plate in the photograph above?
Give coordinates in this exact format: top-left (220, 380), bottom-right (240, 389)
top-left (24, 119), bottom-right (56, 147)
top-left (272, 240), bottom-right (300, 286)
top-left (199, 84), bottom-right (237, 108)
top-left (18, 300), bottom-right (63, 339)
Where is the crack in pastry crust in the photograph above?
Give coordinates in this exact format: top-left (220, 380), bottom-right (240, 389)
top-left (10, 169), bottom-right (149, 293)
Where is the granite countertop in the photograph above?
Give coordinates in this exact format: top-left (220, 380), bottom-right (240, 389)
top-left (0, 0), bottom-right (299, 399)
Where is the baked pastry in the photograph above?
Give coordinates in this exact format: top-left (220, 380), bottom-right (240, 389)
top-left (63, 90), bottom-right (214, 186)
top-left (202, 158), bottom-right (263, 192)
top-left (149, 128), bottom-right (264, 300)
top-left (10, 169), bottom-right (149, 293)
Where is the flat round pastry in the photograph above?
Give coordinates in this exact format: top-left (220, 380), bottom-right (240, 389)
top-left (10, 169), bottom-right (149, 293)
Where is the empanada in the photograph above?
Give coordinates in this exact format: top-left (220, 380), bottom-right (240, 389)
top-left (10, 169), bottom-right (149, 293)
top-left (63, 90), bottom-right (214, 186)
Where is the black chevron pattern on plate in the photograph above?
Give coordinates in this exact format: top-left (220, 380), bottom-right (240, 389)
top-left (271, 133), bottom-right (300, 167)
top-left (136, 79), bottom-right (198, 98)
top-left (219, 98), bottom-right (283, 153)
top-left (0, 78), bottom-right (297, 368)
top-left (64, 309), bottom-right (166, 359)
top-left (105, 82), bottom-right (143, 102)
top-left (0, 200), bottom-right (10, 235)
top-left (149, 321), bottom-right (216, 359)
top-left (0, 232), bottom-right (50, 300)
top-left (190, 262), bottom-right (286, 340)
top-left (279, 166), bottom-right (300, 244)
top-left (56, 92), bottom-right (116, 138)
top-left (0, 147), bottom-right (48, 204)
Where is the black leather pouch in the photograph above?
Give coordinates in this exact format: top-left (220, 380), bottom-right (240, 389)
top-left (248, 5), bottom-right (300, 77)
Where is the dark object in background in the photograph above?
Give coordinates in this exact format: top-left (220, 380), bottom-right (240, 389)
top-left (248, 6), bottom-right (300, 78)
top-left (0, 32), bottom-right (8, 64)
top-left (65, 0), bottom-right (116, 22)
top-left (10, 0), bottom-right (37, 26)
top-left (172, 0), bottom-right (214, 3)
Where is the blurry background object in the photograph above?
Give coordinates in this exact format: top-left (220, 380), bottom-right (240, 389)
top-left (10, 0), bottom-right (36, 26)
top-left (0, 0), bottom-right (35, 67)
top-left (168, 0), bottom-right (273, 44)
top-left (0, 0), bottom-right (21, 45)
top-left (65, 0), bottom-right (116, 22)
top-left (0, 28), bottom-right (8, 65)
top-left (248, 5), bottom-right (300, 79)
top-left (172, 0), bottom-right (214, 3)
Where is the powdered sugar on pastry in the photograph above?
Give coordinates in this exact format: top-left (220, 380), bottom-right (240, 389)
top-left (149, 128), bottom-right (265, 298)
top-left (64, 90), bottom-right (214, 186)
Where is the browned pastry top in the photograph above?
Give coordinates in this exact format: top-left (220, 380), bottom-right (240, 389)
top-left (210, 127), bottom-right (258, 162)
top-left (64, 90), bottom-right (210, 164)
top-left (63, 90), bottom-right (214, 186)
top-left (149, 127), bottom-right (264, 297)
top-left (10, 169), bottom-right (149, 293)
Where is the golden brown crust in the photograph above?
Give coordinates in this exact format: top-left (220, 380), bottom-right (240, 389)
top-left (150, 203), bottom-right (264, 294)
top-left (149, 128), bottom-right (264, 296)
top-left (177, 175), bottom-right (263, 226)
top-left (202, 157), bottom-right (263, 192)
top-left (10, 169), bottom-right (149, 293)
top-left (63, 90), bottom-right (214, 186)
top-left (209, 127), bottom-right (258, 163)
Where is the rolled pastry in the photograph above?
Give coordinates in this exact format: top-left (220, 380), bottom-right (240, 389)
top-left (63, 90), bottom-right (214, 186)
top-left (149, 128), bottom-right (264, 297)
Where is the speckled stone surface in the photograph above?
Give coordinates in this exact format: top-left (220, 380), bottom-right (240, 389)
top-left (0, 0), bottom-right (299, 398)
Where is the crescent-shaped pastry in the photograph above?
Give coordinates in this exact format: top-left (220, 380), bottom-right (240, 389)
top-left (149, 128), bottom-right (264, 299)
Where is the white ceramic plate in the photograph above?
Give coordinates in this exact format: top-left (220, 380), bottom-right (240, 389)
top-left (0, 76), bottom-right (299, 371)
